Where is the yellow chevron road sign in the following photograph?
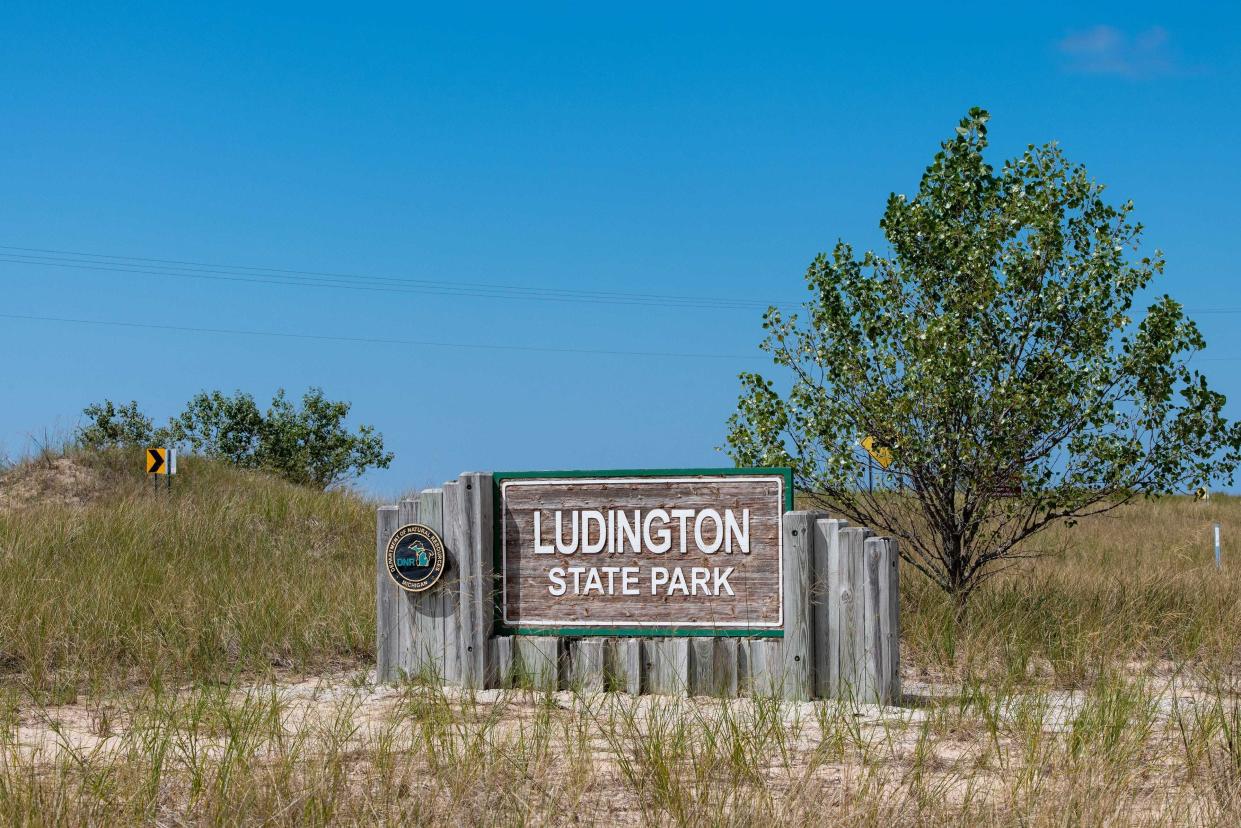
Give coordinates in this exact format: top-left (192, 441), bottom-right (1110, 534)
top-left (860, 436), bottom-right (893, 470)
top-left (146, 447), bottom-right (176, 475)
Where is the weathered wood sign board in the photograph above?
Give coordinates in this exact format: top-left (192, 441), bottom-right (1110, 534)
top-left (496, 469), bottom-right (791, 635)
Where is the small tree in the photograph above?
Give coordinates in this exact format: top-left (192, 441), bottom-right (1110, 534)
top-left (255, 388), bottom-right (393, 489)
top-left (79, 400), bottom-right (162, 450)
top-left (168, 390), bottom-right (265, 466)
top-left (82, 387), bottom-right (393, 488)
top-left (727, 108), bottom-right (1241, 610)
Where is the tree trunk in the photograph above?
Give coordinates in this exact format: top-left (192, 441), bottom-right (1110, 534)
top-left (951, 586), bottom-right (970, 627)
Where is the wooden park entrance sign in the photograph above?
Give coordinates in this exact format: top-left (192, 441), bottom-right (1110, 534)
top-left (500, 471), bottom-right (786, 633)
top-left (376, 468), bottom-right (900, 703)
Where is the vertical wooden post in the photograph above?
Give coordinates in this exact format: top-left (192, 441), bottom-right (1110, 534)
top-left (749, 638), bottom-right (783, 697)
top-left (886, 538), bottom-right (900, 701)
top-left (441, 481), bottom-right (463, 685)
top-left (737, 638), bottom-right (752, 694)
top-left (605, 638), bottom-right (642, 695)
top-left (713, 638), bottom-right (739, 697)
top-left (640, 639), bottom-right (657, 695)
top-left (515, 636), bottom-right (560, 692)
top-left (396, 498), bottom-right (420, 678)
top-left (375, 505), bottom-right (399, 683)
top-left (781, 511), bottom-right (816, 701)
top-left (834, 526), bottom-right (872, 701)
top-left (491, 636), bottom-right (514, 688)
top-left (647, 639), bottom-right (688, 696)
top-left (813, 518), bottom-right (846, 699)
top-left (864, 536), bottom-right (900, 704)
top-left (415, 489), bottom-right (444, 680)
top-left (459, 472), bottom-right (494, 689)
top-left (670, 639), bottom-right (689, 696)
top-left (688, 638), bottom-right (714, 696)
top-left (569, 639), bottom-right (605, 693)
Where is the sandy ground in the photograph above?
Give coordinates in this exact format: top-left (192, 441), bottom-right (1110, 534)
top-left (0, 457), bottom-right (103, 510)
top-left (3, 667), bottom-right (1232, 824)
top-left (8, 666), bottom-right (1217, 762)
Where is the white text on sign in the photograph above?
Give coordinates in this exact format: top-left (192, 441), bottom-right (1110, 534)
top-left (532, 508), bottom-right (750, 555)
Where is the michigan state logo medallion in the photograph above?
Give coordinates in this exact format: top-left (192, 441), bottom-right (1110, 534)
top-left (386, 523), bottom-right (446, 593)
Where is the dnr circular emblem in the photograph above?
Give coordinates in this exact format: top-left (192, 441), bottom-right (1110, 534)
top-left (386, 523), bottom-right (446, 593)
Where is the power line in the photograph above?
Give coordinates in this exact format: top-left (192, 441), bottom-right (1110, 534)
top-left (5, 312), bottom-right (1238, 366)
top-left (0, 245), bottom-right (798, 311)
top-left (0, 311), bottom-right (767, 361)
top-left (3, 242), bottom-right (1236, 322)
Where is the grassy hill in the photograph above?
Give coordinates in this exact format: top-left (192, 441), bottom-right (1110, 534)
top-left (0, 450), bottom-right (375, 701)
top-left (2, 450), bottom-right (1241, 823)
top-left (3, 447), bottom-right (1238, 700)
top-left (899, 492), bottom-right (1241, 685)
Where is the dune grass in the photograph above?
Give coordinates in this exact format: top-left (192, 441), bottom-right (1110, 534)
top-left (2, 676), bottom-right (1241, 825)
top-left (898, 494), bottom-right (1241, 687)
top-left (0, 450), bottom-right (375, 701)
top-left (4, 448), bottom-right (1234, 700)
top-left (1, 450), bottom-right (1240, 823)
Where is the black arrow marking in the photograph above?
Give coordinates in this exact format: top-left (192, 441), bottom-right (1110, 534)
top-left (148, 448), bottom-right (164, 474)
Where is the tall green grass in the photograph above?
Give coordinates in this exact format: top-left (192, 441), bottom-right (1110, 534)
top-left (4, 450), bottom-right (1238, 697)
top-left (2, 450), bottom-right (1240, 823)
top-left (0, 451), bottom-right (374, 699)
top-left (895, 494), bottom-right (1241, 686)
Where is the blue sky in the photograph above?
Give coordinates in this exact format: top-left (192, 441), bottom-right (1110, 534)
top-left (2, 3), bottom-right (1238, 496)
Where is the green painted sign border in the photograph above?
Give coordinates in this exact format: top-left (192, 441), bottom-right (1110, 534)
top-left (491, 466), bottom-right (793, 639)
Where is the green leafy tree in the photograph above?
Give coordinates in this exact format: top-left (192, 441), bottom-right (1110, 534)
top-left (727, 108), bottom-right (1241, 610)
top-left (82, 387), bottom-right (393, 488)
top-left (78, 400), bottom-right (165, 449)
top-left (255, 388), bottom-right (394, 489)
top-left (168, 390), bottom-right (264, 466)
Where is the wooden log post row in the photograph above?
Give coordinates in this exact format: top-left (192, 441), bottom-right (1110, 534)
top-left (376, 472), bottom-right (494, 687)
top-left (377, 491), bottom-right (900, 703)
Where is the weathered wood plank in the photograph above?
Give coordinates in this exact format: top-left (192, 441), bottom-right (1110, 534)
top-left (815, 518), bottom-right (846, 699)
top-left (605, 638), bottom-right (642, 695)
top-left (648, 639), bottom-right (689, 696)
top-left (866, 537), bottom-right (900, 704)
top-left (459, 472), bottom-right (494, 689)
top-left (491, 636), bottom-right (514, 688)
top-left (569, 639), bottom-right (605, 693)
top-left (514, 636), bottom-right (560, 692)
top-left (639, 639), bottom-right (658, 695)
top-left (647, 640), bottom-right (667, 694)
top-left (781, 511), bottom-right (815, 701)
top-left (396, 498), bottom-right (420, 679)
top-left (416, 489), bottom-right (445, 680)
top-left (885, 538), bottom-right (901, 702)
top-left (737, 638), bottom-right (753, 694)
top-left (375, 505), bottom-right (399, 683)
top-left (750, 638), bottom-right (783, 697)
top-left (748, 638), bottom-right (767, 696)
top-left (837, 526), bottom-right (872, 702)
top-left (670, 639), bottom-right (689, 696)
top-left (863, 536), bottom-right (883, 704)
top-left (688, 638), bottom-right (714, 696)
top-left (713, 638), bottom-right (739, 697)
top-left (826, 520), bottom-right (843, 699)
top-left (441, 481), bottom-right (463, 686)
top-left (499, 476), bottom-right (786, 628)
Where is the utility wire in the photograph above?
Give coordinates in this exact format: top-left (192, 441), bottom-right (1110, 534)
top-left (0, 312), bottom-right (768, 361)
top-left (5, 312), bottom-right (1239, 363)
top-left (3, 243), bottom-right (1237, 317)
top-left (0, 245), bottom-right (798, 311)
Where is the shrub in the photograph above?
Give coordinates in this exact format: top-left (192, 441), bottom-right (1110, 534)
top-left (77, 388), bottom-right (393, 489)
